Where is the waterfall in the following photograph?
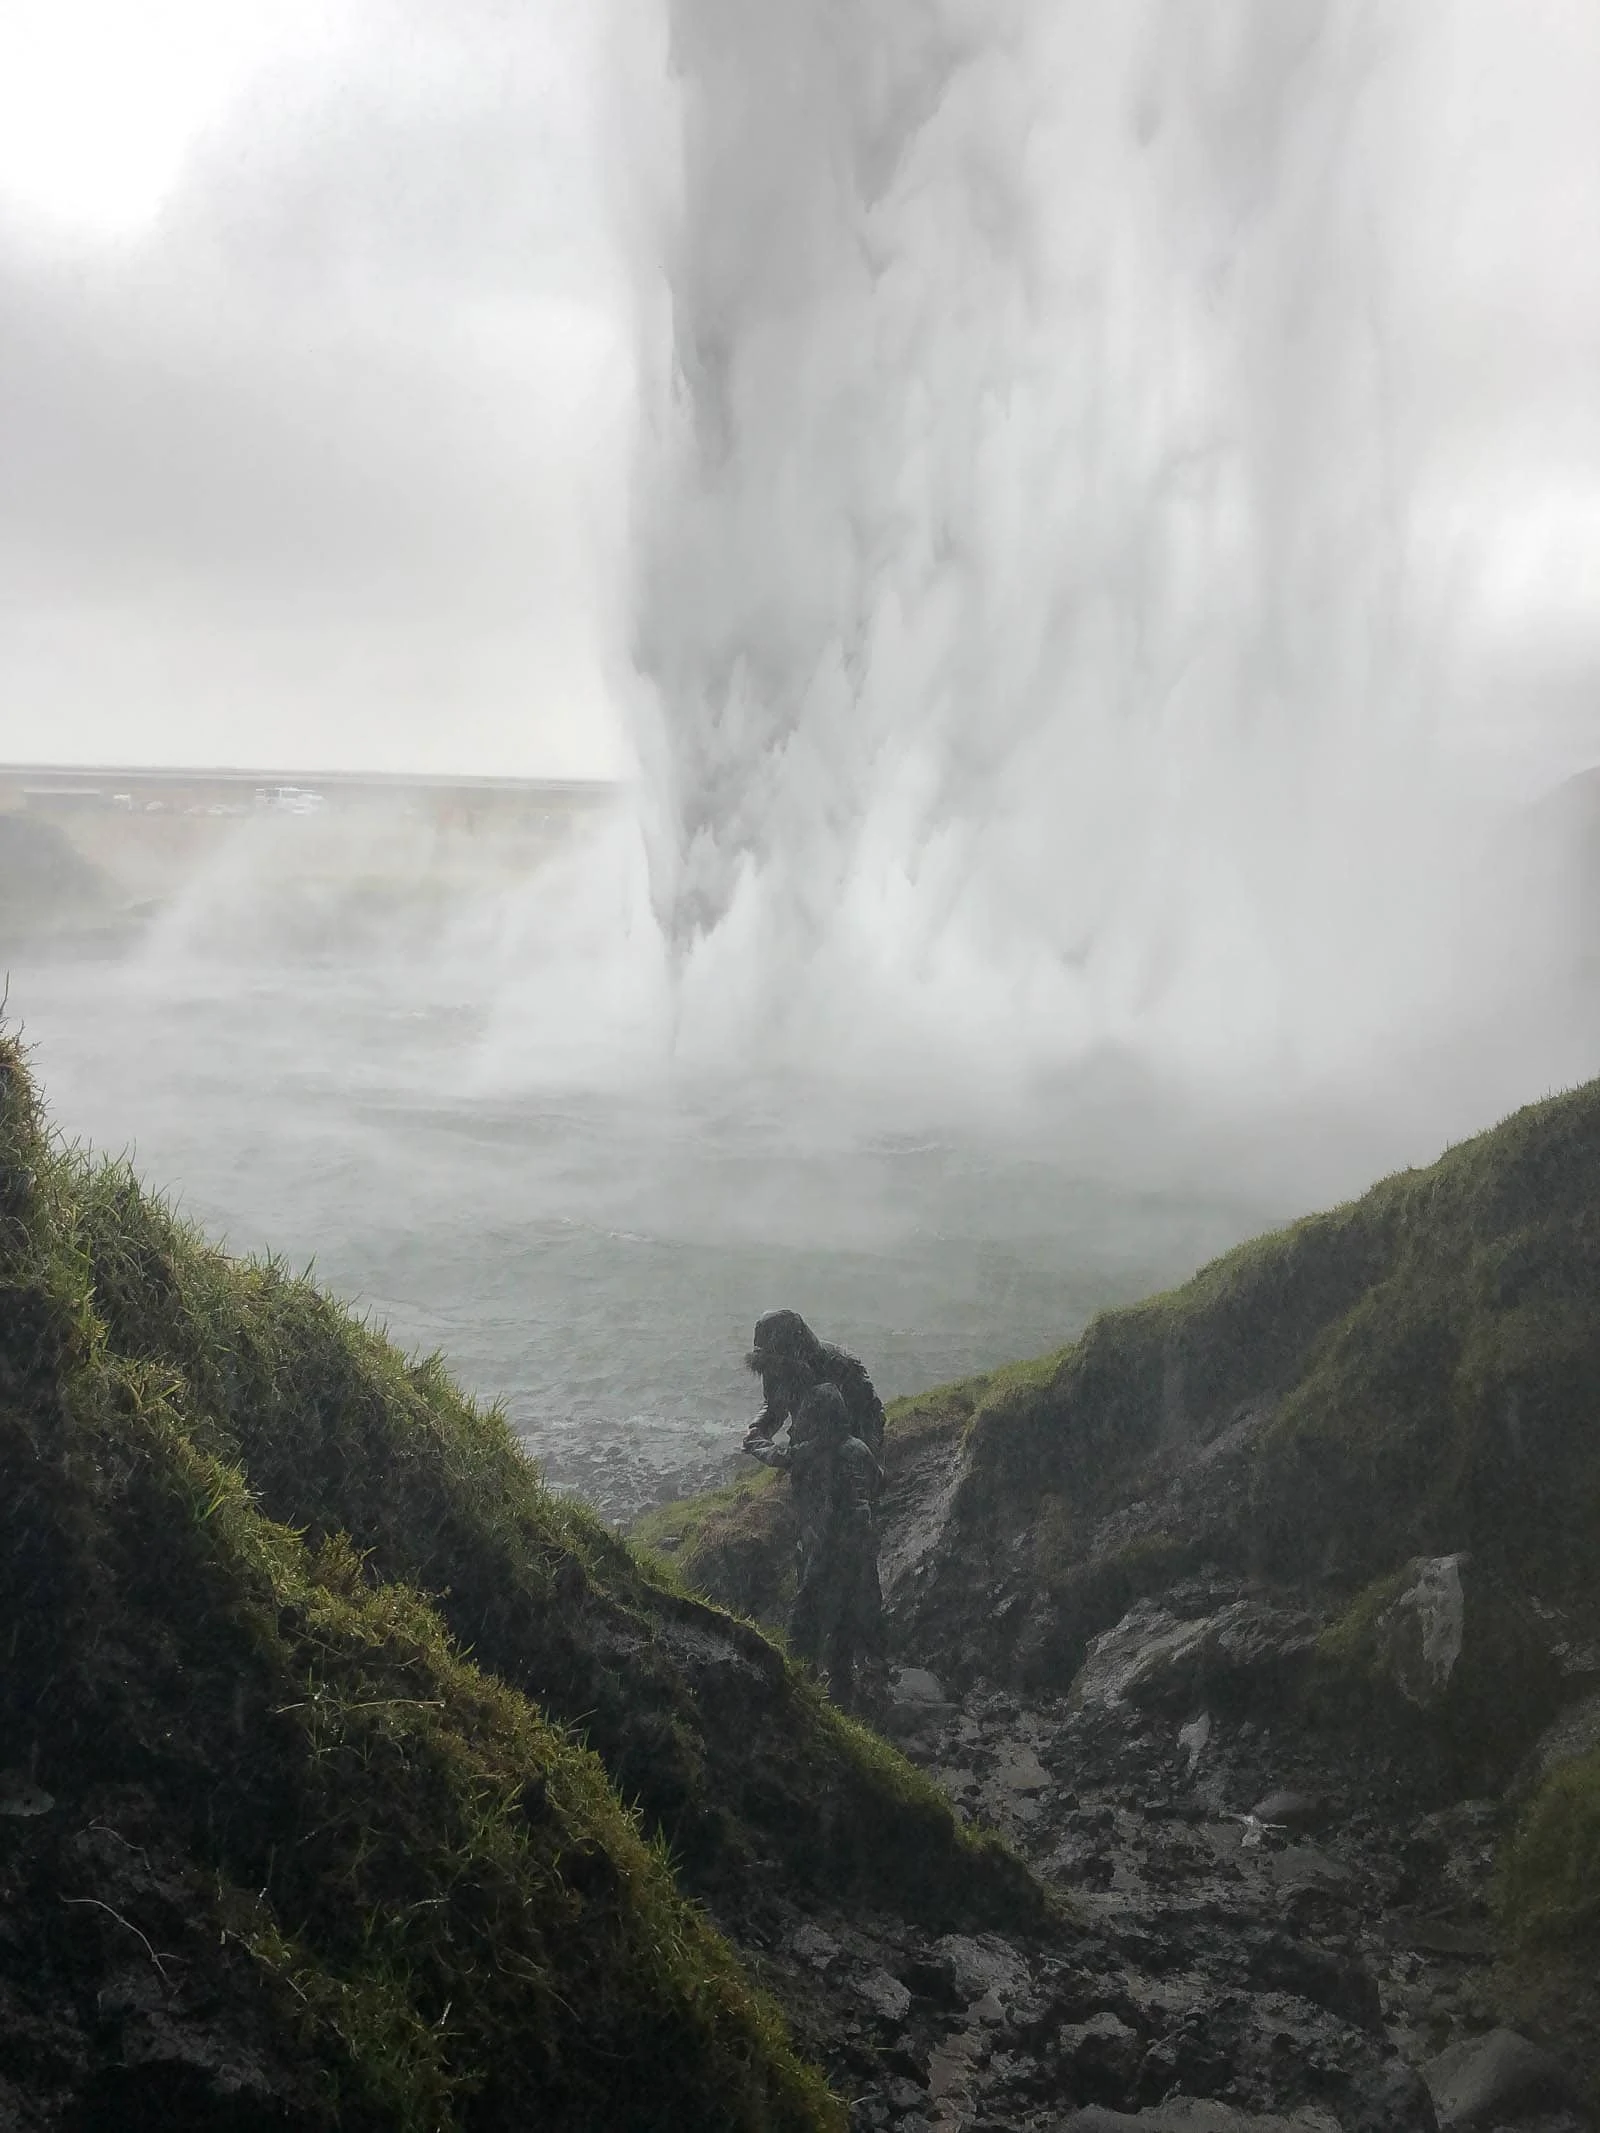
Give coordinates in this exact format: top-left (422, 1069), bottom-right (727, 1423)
top-left (616, 0), bottom-right (1600, 1120)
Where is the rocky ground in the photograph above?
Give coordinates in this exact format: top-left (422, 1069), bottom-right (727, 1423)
top-left (710, 1566), bottom-right (1596, 2133)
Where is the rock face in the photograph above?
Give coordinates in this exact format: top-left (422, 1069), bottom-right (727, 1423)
top-left (1311, 1556), bottom-right (1570, 1793)
top-left (852, 1645), bottom-right (1596, 2133)
top-left (1424, 2028), bottom-right (1577, 2128)
top-left (1380, 1557), bottom-right (1469, 1707)
top-left (1073, 1596), bottom-right (1319, 1718)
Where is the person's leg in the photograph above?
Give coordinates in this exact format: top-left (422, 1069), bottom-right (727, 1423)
top-left (789, 1565), bottom-right (826, 1668)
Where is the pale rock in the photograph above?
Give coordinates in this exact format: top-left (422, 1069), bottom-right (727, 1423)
top-left (932, 1931), bottom-right (1029, 2006)
top-left (786, 1920), bottom-right (841, 1971)
top-left (1423, 2027), bottom-right (1575, 2128)
top-left (853, 1967), bottom-right (913, 2025)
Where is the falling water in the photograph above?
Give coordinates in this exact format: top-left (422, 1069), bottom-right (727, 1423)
top-left (618, 0), bottom-right (1600, 1128)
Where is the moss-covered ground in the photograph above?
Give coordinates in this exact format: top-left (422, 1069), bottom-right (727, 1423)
top-left (653, 1080), bottom-right (1600, 1689)
top-left (1493, 1750), bottom-right (1600, 2111)
top-left (0, 1036), bottom-right (1037, 2128)
top-left (641, 1076), bottom-right (1600, 2088)
top-left (960, 1078), bottom-right (1600, 1598)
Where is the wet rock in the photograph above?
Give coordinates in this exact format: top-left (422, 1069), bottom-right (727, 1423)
top-left (1244, 1932), bottom-right (1382, 2032)
top-left (932, 1932), bottom-right (1029, 2008)
top-left (1058, 2104), bottom-right (1340, 2130)
top-left (1316, 1557), bottom-right (1564, 1788)
top-left (788, 1920), bottom-right (842, 1971)
top-left (1074, 1599), bottom-right (1318, 1718)
top-left (1423, 2028), bottom-right (1578, 2128)
top-left (1055, 2009), bottom-right (1143, 2107)
top-left (1248, 1791), bottom-right (1327, 1831)
top-left (892, 1668), bottom-right (947, 1705)
top-left (853, 1968), bottom-right (914, 2025)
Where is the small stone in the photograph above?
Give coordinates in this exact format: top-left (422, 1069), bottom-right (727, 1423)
top-left (932, 1932), bottom-right (1029, 2005)
top-left (787, 1920), bottom-right (841, 1970)
top-left (0, 1775), bottom-right (53, 1818)
top-left (1178, 1712), bottom-right (1212, 1774)
top-left (854, 1967), bottom-right (913, 2024)
top-left (1269, 1844), bottom-right (1351, 1890)
top-left (891, 1667), bottom-right (946, 1705)
top-left (991, 1743), bottom-right (1051, 1795)
top-left (1250, 1789), bottom-right (1327, 1830)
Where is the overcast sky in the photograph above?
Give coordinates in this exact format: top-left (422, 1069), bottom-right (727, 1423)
top-left (5, 2), bottom-right (1600, 801)
top-left (0, 0), bottom-right (638, 776)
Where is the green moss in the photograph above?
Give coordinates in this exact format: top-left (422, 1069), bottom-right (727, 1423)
top-left (4, 1033), bottom-right (1044, 2123)
top-left (1, 1039), bottom-right (842, 2129)
top-left (1313, 1566), bottom-right (1417, 1678)
top-left (42, 1130), bottom-right (1028, 1931)
top-left (891, 1078), bottom-right (1600, 1639)
top-left (632, 1466), bottom-right (788, 1615)
top-left (1500, 1750), bottom-right (1600, 1949)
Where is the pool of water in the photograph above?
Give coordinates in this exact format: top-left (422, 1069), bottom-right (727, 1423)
top-left (8, 936), bottom-right (1290, 1524)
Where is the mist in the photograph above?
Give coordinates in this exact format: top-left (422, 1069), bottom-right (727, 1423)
top-left (7, 2), bottom-right (1600, 1514)
top-left (618, 0), bottom-right (1600, 1143)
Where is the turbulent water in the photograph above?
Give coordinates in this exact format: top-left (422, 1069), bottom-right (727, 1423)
top-left (9, 925), bottom-right (1295, 1526)
top-left (10, 753), bottom-right (1596, 1528)
top-left (622, 0), bottom-right (1600, 1117)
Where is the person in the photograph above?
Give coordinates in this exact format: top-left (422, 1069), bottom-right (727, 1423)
top-left (742, 1308), bottom-right (884, 1458)
top-left (743, 1381), bottom-right (883, 1710)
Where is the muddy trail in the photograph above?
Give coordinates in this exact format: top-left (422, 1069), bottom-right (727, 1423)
top-left (710, 1617), bottom-right (1591, 2133)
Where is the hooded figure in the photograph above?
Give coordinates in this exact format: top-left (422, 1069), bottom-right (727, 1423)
top-left (742, 1309), bottom-right (884, 1457)
top-left (743, 1380), bottom-right (883, 1708)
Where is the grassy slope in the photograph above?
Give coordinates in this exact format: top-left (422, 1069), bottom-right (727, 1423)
top-left (926, 1076), bottom-right (1600, 1624)
top-left (649, 1078), bottom-right (1600, 1641)
top-left (641, 1080), bottom-right (1600, 2052)
top-left (0, 1038), bottom-right (1035, 2130)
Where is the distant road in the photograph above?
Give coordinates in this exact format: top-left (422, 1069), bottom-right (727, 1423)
top-left (0, 764), bottom-right (624, 917)
top-left (0, 763), bottom-right (618, 827)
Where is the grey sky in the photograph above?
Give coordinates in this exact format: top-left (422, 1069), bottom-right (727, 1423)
top-left (4, 0), bottom-right (1600, 813)
top-left (0, 0), bottom-right (635, 775)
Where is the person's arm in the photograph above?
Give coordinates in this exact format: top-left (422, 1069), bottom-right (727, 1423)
top-left (745, 1368), bottom-right (792, 1442)
top-left (741, 1433), bottom-right (791, 1471)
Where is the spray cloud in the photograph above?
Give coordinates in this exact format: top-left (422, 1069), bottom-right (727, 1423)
top-left (601, 0), bottom-right (1600, 1128)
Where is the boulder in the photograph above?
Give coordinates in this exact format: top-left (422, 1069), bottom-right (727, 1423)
top-left (891, 1667), bottom-right (947, 1704)
top-left (1244, 1932), bottom-right (1382, 2031)
top-left (1056, 2011), bottom-right (1143, 2107)
top-left (1423, 2028), bottom-right (1577, 2128)
top-left (1073, 1598), bottom-right (1318, 1718)
top-left (1313, 1557), bottom-right (1565, 1789)
top-left (1249, 1790), bottom-right (1328, 1831)
top-left (852, 1967), bottom-right (913, 2025)
top-left (882, 1664), bottom-right (959, 1736)
top-left (931, 1931), bottom-right (1029, 2008)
